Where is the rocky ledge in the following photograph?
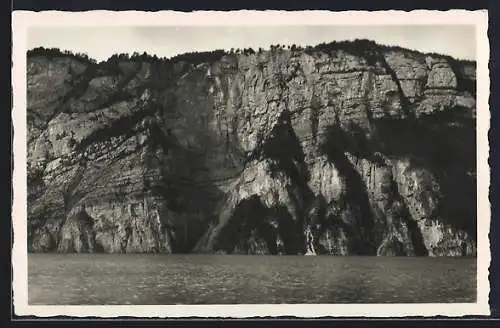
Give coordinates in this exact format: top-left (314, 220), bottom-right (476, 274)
top-left (26, 40), bottom-right (477, 256)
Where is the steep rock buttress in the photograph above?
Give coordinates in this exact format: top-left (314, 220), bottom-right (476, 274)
top-left (26, 41), bottom-right (477, 256)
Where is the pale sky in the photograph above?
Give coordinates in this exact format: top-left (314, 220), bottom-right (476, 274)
top-left (27, 25), bottom-right (476, 62)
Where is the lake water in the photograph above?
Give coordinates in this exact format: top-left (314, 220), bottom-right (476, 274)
top-left (28, 254), bottom-right (476, 305)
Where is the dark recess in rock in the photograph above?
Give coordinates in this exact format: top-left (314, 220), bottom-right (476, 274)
top-left (26, 40), bottom-right (477, 256)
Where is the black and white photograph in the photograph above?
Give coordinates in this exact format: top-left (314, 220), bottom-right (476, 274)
top-left (12, 10), bottom-right (490, 317)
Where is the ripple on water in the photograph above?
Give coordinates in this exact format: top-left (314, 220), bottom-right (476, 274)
top-left (28, 255), bottom-right (477, 305)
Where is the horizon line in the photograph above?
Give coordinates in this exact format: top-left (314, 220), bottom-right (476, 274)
top-left (26, 38), bottom-right (477, 64)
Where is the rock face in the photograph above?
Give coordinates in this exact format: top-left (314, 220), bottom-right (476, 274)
top-left (26, 40), bottom-right (477, 256)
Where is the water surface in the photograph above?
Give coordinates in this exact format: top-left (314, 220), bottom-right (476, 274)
top-left (28, 254), bottom-right (476, 304)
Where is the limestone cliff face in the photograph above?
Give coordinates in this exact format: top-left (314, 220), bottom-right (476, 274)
top-left (26, 41), bottom-right (477, 256)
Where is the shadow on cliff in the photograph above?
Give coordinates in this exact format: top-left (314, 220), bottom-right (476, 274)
top-left (254, 110), bottom-right (316, 251)
top-left (371, 48), bottom-right (475, 240)
top-left (151, 81), bottom-right (237, 253)
top-left (149, 123), bottom-right (226, 253)
top-left (212, 110), bottom-right (318, 254)
top-left (318, 124), bottom-right (378, 255)
top-left (256, 110), bottom-right (313, 197)
top-left (319, 104), bottom-right (476, 244)
top-left (214, 196), bottom-right (302, 255)
top-left (372, 108), bottom-right (477, 239)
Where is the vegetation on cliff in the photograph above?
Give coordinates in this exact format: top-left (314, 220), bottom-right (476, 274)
top-left (26, 40), bottom-right (477, 256)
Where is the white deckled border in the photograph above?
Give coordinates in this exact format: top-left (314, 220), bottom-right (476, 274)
top-left (12, 9), bottom-right (490, 318)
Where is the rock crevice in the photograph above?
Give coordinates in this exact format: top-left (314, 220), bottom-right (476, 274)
top-left (27, 41), bottom-right (477, 256)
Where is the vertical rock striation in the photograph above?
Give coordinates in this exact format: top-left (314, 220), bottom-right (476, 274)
top-left (27, 40), bottom-right (477, 256)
